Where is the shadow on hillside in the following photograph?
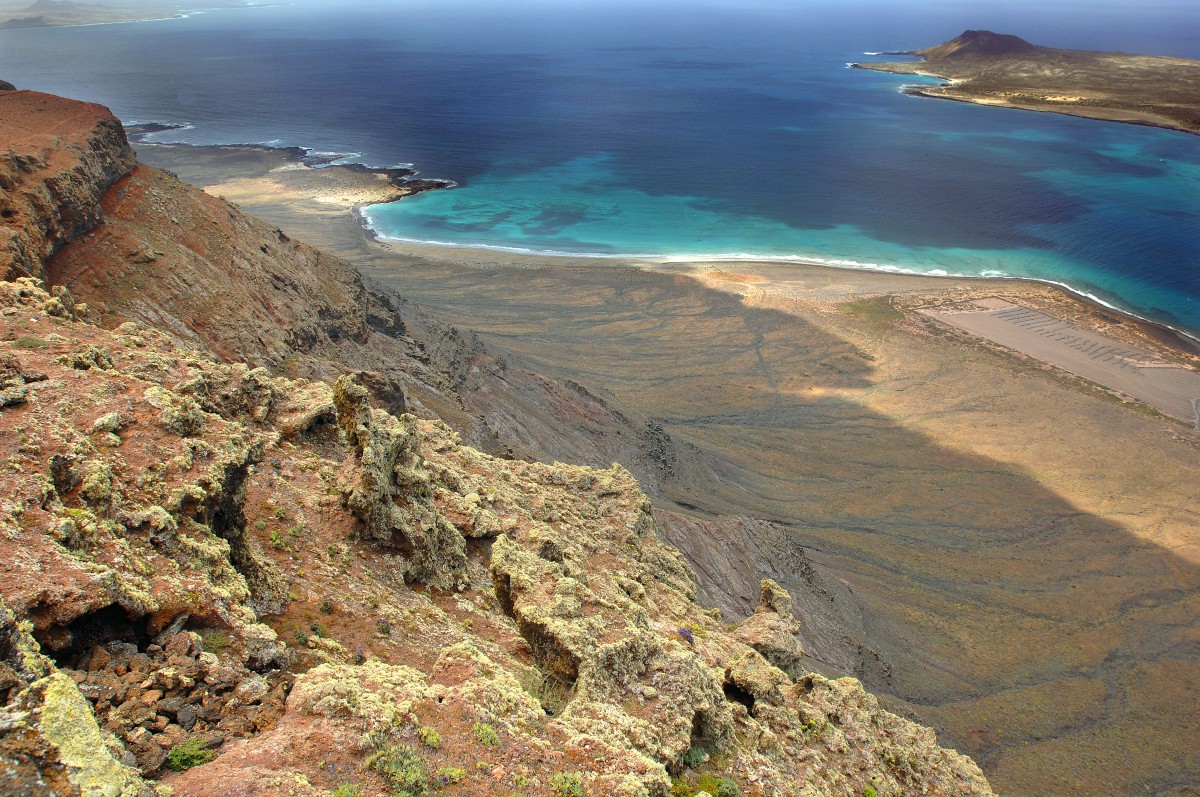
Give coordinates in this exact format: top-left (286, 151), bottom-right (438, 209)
top-left (365, 251), bottom-right (1200, 796)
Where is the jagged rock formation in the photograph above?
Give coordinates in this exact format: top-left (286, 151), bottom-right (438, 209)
top-left (0, 89), bottom-right (995, 795)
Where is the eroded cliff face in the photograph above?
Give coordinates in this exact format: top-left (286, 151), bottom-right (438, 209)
top-left (0, 89), bottom-right (995, 796)
top-left (0, 91), bottom-right (136, 283)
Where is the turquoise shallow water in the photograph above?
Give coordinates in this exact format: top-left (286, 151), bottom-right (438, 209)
top-left (0, 0), bottom-right (1197, 334)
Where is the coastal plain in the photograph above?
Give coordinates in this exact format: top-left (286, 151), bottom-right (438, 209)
top-left (136, 141), bottom-right (1200, 797)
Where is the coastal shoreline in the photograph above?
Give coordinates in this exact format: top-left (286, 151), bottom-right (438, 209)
top-left (125, 122), bottom-right (454, 201)
top-left (353, 222), bottom-right (1200, 356)
top-left (134, 137), bottom-right (1200, 369)
top-left (892, 80), bottom-right (1199, 139)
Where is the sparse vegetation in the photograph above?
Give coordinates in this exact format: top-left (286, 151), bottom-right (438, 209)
top-left (11, 336), bottom-right (47, 349)
top-left (332, 785), bottom-right (361, 797)
top-left (682, 745), bottom-right (707, 769)
top-left (472, 721), bottom-right (499, 746)
top-left (517, 666), bottom-right (571, 716)
top-left (673, 775), bottom-right (740, 797)
top-left (197, 628), bottom-right (229, 655)
top-left (435, 767), bottom-right (466, 788)
top-left (549, 772), bottom-right (586, 797)
top-left (166, 738), bottom-right (215, 771)
top-left (367, 745), bottom-right (429, 797)
top-left (840, 297), bottom-right (904, 325)
top-left (417, 725), bottom-right (441, 749)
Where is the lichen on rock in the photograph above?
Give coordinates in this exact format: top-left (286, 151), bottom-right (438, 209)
top-left (333, 374), bottom-right (467, 589)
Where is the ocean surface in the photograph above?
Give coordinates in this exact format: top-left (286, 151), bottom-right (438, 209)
top-left (1, 0), bottom-right (1198, 335)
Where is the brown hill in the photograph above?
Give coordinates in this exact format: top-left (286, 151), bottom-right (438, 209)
top-left (853, 31), bottom-right (1200, 134)
top-left (916, 30), bottom-right (1037, 60)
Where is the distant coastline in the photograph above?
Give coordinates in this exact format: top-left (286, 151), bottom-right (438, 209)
top-left (125, 122), bottom-right (454, 202)
top-left (852, 30), bottom-right (1200, 137)
top-left (0, 1), bottom-right (254, 30)
top-left (131, 119), bottom-right (1200, 352)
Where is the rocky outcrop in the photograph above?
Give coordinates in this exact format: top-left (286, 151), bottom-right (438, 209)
top-left (333, 374), bottom-right (467, 588)
top-left (0, 91), bottom-right (136, 282)
top-left (733, 580), bottom-right (806, 680)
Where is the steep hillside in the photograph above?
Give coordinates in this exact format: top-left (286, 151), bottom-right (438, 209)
top-left (0, 279), bottom-right (994, 797)
top-left (0, 90), bottom-right (996, 795)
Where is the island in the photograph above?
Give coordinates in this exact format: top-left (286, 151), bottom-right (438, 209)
top-left (852, 30), bottom-right (1200, 136)
top-left (0, 0), bottom-right (246, 29)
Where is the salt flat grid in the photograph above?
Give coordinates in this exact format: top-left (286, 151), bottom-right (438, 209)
top-left (920, 299), bottom-right (1200, 423)
top-left (990, 306), bottom-right (1168, 371)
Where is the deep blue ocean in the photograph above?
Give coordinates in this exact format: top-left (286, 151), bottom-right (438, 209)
top-left (1, 0), bottom-right (1198, 334)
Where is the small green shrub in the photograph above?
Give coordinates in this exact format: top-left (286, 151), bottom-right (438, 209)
top-left (549, 772), bottom-right (586, 797)
top-left (320, 596), bottom-right (335, 613)
top-left (11, 336), bottom-right (47, 349)
top-left (417, 725), bottom-right (441, 749)
top-left (435, 767), bottom-right (466, 788)
top-left (197, 628), bottom-right (229, 655)
top-left (332, 785), bottom-right (361, 797)
top-left (670, 778), bottom-right (695, 797)
top-left (472, 721), bottom-right (499, 746)
top-left (863, 786), bottom-right (878, 797)
top-left (166, 738), bottom-right (215, 771)
top-left (695, 774), bottom-right (739, 797)
top-left (254, 520), bottom-right (266, 531)
top-left (682, 745), bottom-right (707, 769)
top-left (367, 745), bottom-right (429, 797)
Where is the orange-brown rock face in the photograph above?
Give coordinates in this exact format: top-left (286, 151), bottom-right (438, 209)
top-left (0, 90), bottom-right (136, 282)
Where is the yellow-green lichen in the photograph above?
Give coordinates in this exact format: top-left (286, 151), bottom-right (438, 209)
top-left (36, 673), bottom-right (151, 797)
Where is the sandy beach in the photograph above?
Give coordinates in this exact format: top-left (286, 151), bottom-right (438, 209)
top-left (136, 139), bottom-right (1200, 797)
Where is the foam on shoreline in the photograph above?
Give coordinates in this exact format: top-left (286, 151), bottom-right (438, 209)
top-left (358, 220), bottom-right (1200, 348)
top-left (137, 125), bottom-right (1200, 351)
